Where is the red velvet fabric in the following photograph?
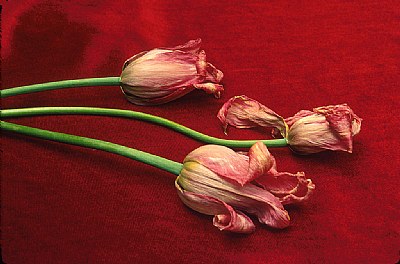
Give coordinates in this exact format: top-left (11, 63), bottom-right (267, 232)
top-left (2, 1), bottom-right (399, 263)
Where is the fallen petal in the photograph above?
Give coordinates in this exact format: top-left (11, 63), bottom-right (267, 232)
top-left (217, 95), bottom-right (288, 137)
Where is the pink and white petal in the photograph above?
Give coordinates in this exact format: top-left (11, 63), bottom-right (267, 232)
top-left (184, 145), bottom-right (249, 185)
top-left (175, 180), bottom-right (255, 233)
top-left (217, 95), bottom-right (288, 137)
top-left (121, 53), bottom-right (199, 88)
top-left (122, 86), bottom-right (195, 105)
top-left (316, 104), bottom-right (362, 136)
top-left (256, 171), bottom-right (315, 205)
top-left (285, 110), bottom-right (315, 127)
top-left (247, 142), bottom-right (275, 183)
top-left (256, 203), bottom-right (291, 229)
top-left (122, 51), bottom-right (149, 70)
top-left (278, 178), bottom-right (315, 205)
top-left (217, 96), bottom-right (239, 132)
top-left (229, 183), bottom-right (291, 229)
top-left (184, 142), bottom-right (274, 186)
top-left (213, 209), bottom-right (255, 234)
top-left (314, 104), bottom-right (354, 149)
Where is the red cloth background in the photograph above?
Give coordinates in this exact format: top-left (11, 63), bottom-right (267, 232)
top-left (2, 1), bottom-right (399, 263)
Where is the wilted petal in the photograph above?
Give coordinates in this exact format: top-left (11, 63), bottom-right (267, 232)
top-left (175, 180), bottom-right (255, 233)
top-left (184, 142), bottom-right (274, 186)
top-left (257, 170), bottom-right (315, 205)
top-left (217, 95), bottom-right (288, 137)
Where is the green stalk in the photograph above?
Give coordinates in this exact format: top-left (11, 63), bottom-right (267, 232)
top-left (0, 77), bottom-right (121, 98)
top-left (1, 107), bottom-right (288, 148)
top-left (1, 121), bottom-right (183, 175)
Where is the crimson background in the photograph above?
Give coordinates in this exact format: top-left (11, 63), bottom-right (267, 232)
top-left (1, 1), bottom-right (399, 263)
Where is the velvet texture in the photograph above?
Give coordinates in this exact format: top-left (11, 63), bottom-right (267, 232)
top-left (2, 1), bottom-right (399, 263)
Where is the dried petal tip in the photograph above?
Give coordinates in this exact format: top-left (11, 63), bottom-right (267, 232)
top-left (193, 83), bottom-right (224, 98)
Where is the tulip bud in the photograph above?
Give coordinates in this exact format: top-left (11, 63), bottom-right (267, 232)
top-left (175, 142), bottom-right (314, 233)
top-left (120, 39), bottom-right (224, 105)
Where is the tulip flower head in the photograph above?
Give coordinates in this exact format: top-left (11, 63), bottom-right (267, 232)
top-left (286, 104), bottom-right (362, 154)
top-left (120, 39), bottom-right (224, 105)
top-left (218, 96), bottom-right (362, 154)
top-left (175, 142), bottom-right (314, 233)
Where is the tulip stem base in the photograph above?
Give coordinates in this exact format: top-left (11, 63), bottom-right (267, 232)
top-left (1, 107), bottom-right (288, 148)
top-left (1, 77), bottom-right (121, 98)
top-left (1, 121), bottom-right (183, 176)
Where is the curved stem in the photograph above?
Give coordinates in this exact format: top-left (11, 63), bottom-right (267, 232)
top-left (1, 121), bottom-right (183, 176)
top-left (1, 77), bottom-right (121, 98)
top-left (1, 107), bottom-right (288, 148)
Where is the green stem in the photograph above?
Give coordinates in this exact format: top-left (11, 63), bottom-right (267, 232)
top-left (1, 107), bottom-right (288, 148)
top-left (0, 77), bottom-right (121, 98)
top-left (1, 121), bottom-right (183, 175)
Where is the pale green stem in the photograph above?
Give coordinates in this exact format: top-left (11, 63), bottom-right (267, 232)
top-left (1, 121), bottom-right (183, 175)
top-left (1, 107), bottom-right (288, 148)
top-left (1, 77), bottom-right (121, 98)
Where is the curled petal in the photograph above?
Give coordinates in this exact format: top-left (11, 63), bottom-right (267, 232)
top-left (184, 142), bottom-right (273, 186)
top-left (217, 95), bottom-right (288, 137)
top-left (175, 180), bottom-right (255, 233)
top-left (206, 62), bottom-right (224, 83)
top-left (256, 170), bottom-right (315, 205)
top-left (247, 142), bottom-right (274, 182)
